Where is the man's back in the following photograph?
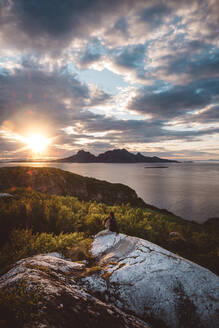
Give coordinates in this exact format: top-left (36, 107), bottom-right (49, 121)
top-left (104, 215), bottom-right (119, 233)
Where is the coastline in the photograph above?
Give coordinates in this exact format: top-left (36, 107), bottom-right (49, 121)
top-left (0, 165), bottom-right (218, 276)
top-left (0, 162), bottom-right (218, 224)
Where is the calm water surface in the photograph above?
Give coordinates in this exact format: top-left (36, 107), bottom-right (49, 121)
top-left (1, 162), bottom-right (219, 223)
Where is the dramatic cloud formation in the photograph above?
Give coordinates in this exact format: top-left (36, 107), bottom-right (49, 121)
top-left (129, 78), bottom-right (219, 119)
top-left (0, 0), bottom-right (219, 160)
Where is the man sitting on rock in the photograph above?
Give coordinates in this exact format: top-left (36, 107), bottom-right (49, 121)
top-left (104, 211), bottom-right (119, 235)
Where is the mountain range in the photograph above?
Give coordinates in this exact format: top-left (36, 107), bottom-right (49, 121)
top-left (55, 148), bottom-right (179, 163)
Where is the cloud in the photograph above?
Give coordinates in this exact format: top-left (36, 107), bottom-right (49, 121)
top-left (102, 17), bottom-right (130, 47)
top-left (142, 147), bottom-right (219, 160)
top-left (0, 60), bottom-right (218, 159)
top-left (139, 3), bottom-right (172, 28)
top-left (78, 51), bottom-right (102, 68)
top-left (191, 105), bottom-right (219, 123)
top-left (0, 0), bottom-right (218, 53)
top-left (103, 0), bottom-right (219, 84)
top-left (63, 111), bottom-right (219, 147)
top-left (0, 0), bottom-right (134, 55)
top-left (73, 38), bottom-right (105, 69)
top-left (114, 17), bottom-right (129, 35)
top-left (145, 36), bottom-right (219, 84)
top-left (129, 78), bottom-right (219, 119)
top-left (102, 44), bottom-right (151, 84)
top-left (0, 0), bottom-right (219, 159)
top-left (0, 62), bottom-right (111, 138)
top-left (114, 44), bottom-right (146, 70)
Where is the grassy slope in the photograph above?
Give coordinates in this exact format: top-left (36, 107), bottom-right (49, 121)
top-left (0, 166), bottom-right (218, 276)
top-left (0, 166), bottom-right (145, 207)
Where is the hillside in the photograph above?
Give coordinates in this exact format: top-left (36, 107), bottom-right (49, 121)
top-left (0, 166), bottom-right (145, 207)
top-left (0, 166), bottom-right (218, 327)
top-left (56, 148), bottom-right (179, 163)
top-left (0, 186), bottom-right (218, 276)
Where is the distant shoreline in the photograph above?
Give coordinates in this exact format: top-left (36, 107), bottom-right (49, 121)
top-left (0, 148), bottom-right (180, 164)
top-left (1, 163), bottom-right (219, 224)
top-left (2, 160), bottom-right (219, 164)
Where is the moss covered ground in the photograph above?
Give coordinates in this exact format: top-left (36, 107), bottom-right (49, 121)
top-left (0, 186), bottom-right (218, 276)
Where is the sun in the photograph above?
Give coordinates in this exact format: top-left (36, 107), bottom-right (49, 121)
top-left (26, 134), bottom-right (51, 153)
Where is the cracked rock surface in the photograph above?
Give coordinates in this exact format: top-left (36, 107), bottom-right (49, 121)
top-left (1, 233), bottom-right (218, 328)
top-left (0, 254), bottom-right (148, 328)
top-left (81, 230), bottom-right (219, 328)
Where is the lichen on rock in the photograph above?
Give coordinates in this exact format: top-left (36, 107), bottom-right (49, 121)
top-left (0, 232), bottom-right (219, 328)
top-left (81, 231), bottom-right (219, 328)
top-left (0, 254), bottom-right (148, 328)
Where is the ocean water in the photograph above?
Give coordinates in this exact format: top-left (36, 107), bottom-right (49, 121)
top-left (0, 161), bottom-right (219, 223)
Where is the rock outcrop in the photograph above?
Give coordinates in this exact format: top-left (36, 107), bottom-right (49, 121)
top-left (0, 193), bottom-right (14, 199)
top-left (0, 254), bottom-right (148, 328)
top-left (81, 231), bottom-right (219, 328)
top-left (0, 233), bottom-right (218, 328)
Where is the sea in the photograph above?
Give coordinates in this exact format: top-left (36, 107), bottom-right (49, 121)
top-left (0, 161), bottom-right (219, 223)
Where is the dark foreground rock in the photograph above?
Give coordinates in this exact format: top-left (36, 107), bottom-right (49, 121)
top-left (0, 254), bottom-right (148, 328)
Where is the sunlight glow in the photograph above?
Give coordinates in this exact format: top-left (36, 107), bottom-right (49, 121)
top-left (25, 134), bottom-right (51, 153)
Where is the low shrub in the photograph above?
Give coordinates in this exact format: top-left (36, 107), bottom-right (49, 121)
top-left (0, 229), bottom-right (92, 275)
top-left (0, 188), bottom-right (218, 275)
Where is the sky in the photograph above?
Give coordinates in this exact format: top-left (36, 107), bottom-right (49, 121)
top-left (0, 0), bottom-right (219, 160)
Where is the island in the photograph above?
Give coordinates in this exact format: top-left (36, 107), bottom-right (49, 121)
top-left (54, 148), bottom-right (179, 163)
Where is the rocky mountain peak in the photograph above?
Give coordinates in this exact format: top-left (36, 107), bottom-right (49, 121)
top-left (56, 148), bottom-right (179, 163)
top-left (77, 149), bottom-right (92, 155)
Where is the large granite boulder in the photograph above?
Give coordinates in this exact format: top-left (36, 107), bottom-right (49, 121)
top-left (0, 233), bottom-right (218, 328)
top-left (0, 254), bottom-right (148, 328)
top-left (80, 231), bottom-right (219, 328)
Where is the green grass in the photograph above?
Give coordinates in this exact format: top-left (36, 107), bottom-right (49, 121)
top-left (0, 166), bottom-right (144, 207)
top-left (0, 187), bottom-right (218, 275)
top-left (0, 228), bottom-right (92, 276)
top-left (0, 280), bottom-right (42, 328)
